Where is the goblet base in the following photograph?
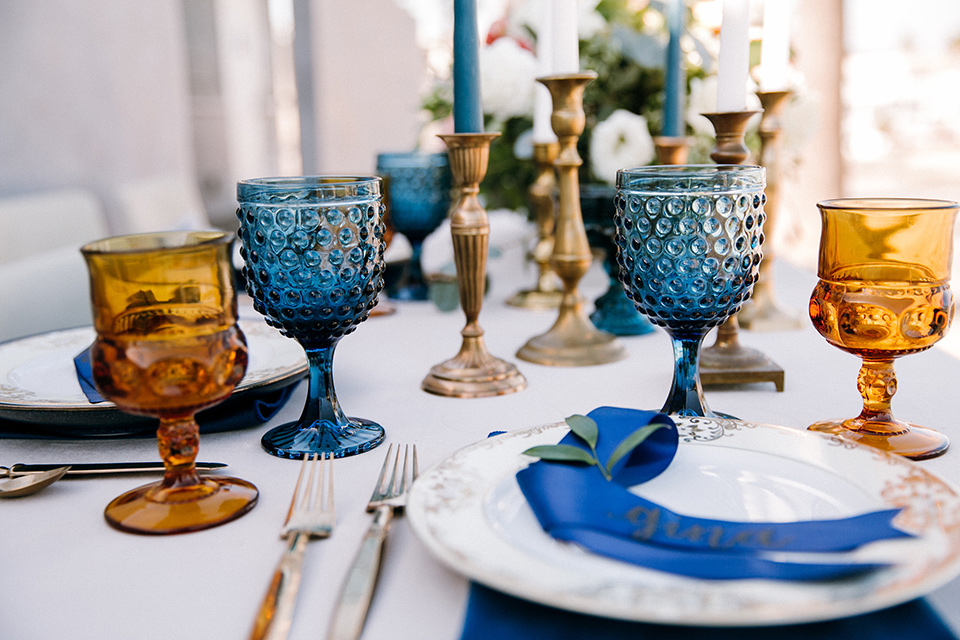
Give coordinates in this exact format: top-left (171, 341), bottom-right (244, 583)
top-left (388, 282), bottom-right (430, 302)
top-left (104, 476), bottom-right (258, 535)
top-left (808, 419), bottom-right (949, 461)
top-left (590, 290), bottom-right (656, 337)
top-left (261, 418), bottom-right (385, 459)
top-left (506, 288), bottom-right (563, 310)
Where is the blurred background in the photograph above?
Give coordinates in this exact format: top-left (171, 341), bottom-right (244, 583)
top-left (2, 0), bottom-right (959, 337)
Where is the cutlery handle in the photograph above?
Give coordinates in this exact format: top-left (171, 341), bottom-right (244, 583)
top-left (249, 532), bottom-right (310, 640)
top-left (327, 505), bottom-right (394, 640)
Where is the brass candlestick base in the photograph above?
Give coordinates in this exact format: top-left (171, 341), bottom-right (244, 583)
top-left (508, 141), bottom-right (563, 310)
top-left (698, 110), bottom-right (784, 391)
top-left (517, 73), bottom-right (626, 367)
top-left (738, 90), bottom-right (804, 331)
top-left (653, 136), bottom-right (691, 165)
top-left (422, 133), bottom-right (527, 398)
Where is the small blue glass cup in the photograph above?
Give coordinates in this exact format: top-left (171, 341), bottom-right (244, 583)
top-left (236, 176), bottom-right (386, 458)
top-left (614, 165), bottom-right (766, 417)
top-left (581, 184), bottom-right (656, 337)
top-left (376, 152), bottom-right (452, 301)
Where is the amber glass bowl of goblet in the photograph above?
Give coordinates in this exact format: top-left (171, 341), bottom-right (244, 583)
top-left (809, 198), bottom-right (958, 460)
top-left (82, 231), bottom-right (257, 534)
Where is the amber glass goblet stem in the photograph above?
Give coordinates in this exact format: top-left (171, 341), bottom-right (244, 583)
top-left (157, 416), bottom-right (203, 489)
top-left (854, 359), bottom-right (900, 429)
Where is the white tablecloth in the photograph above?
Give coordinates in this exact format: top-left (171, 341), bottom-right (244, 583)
top-left (4, 243), bottom-right (960, 639)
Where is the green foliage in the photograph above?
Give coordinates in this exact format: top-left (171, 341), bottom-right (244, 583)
top-left (522, 414), bottom-right (668, 481)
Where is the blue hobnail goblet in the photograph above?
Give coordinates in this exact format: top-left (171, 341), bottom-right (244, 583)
top-left (614, 165), bottom-right (766, 417)
top-left (376, 152), bottom-right (452, 301)
top-left (236, 176), bottom-right (386, 458)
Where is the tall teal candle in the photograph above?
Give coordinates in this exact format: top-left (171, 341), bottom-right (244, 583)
top-left (453, 0), bottom-right (483, 133)
top-left (662, 0), bottom-right (685, 137)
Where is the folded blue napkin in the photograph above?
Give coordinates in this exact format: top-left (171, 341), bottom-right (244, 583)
top-left (516, 407), bottom-right (910, 581)
top-left (73, 345), bottom-right (105, 403)
top-left (460, 583), bottom-right (957, 640)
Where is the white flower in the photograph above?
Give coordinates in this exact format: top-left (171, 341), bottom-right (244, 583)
top-left (578, 0), bottom-right (607, 39)
top-left (480, 38), bottom-right (538, 122)
top-left (589, 109), bottom-right (655, 184)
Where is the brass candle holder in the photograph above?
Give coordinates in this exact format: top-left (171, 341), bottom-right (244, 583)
top-left (737, 90), bottom-right (804, 331)
top-left (422, 133), bottom-right (527, 398)
top-left (698, 110), bottom-right (784, 391)
top-left (507, 141), bottom-right (563, 310)
top-left (516, 73), bottom-right (627, 367)
top-left (653, 136), bottom-right (691, 165)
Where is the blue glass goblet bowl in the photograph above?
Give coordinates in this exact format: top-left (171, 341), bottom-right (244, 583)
top-left (376, 152), bottom-right (452, 301)
top-left (614, 165), bottom-right (766, 417)
top-left (237, 176), bottom-right (386, 458)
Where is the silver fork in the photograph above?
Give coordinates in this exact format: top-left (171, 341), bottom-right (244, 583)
top-left (250, 453), bottom-right (335, 640)
top-left (327, 444), bottom-right (418, 640)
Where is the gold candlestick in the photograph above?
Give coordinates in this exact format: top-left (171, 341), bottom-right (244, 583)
top-left (737, 90), bottom-right (804, 331)
top-left (422, 133), bottom-right (527, 398)
top-left (698, 111), bottom-right (784, 391)
top-left (653, 136), bottom-right (691, 165)
top-left (516, 73), bottom-right (627, 366)
top-left (507, 141), bottom-right (563, 310)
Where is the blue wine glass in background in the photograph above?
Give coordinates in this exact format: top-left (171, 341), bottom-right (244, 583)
top-left (376, 152), bottom-right (452, 301)
top-left (236, 176), bottom-right (386, 458)
top-left (580, 183), bottom-right (655, 337)
top-left (614, 165), bottom-right (766, 417)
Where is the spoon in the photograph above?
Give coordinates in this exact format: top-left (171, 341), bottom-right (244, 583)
top-left (0, 466), bottom-right (71, 498)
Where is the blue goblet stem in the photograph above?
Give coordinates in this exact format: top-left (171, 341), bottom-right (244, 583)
top-left (661, 330), bottom-right (714, 418)
top-left (299, 345), bottom-right (349, 440)
top-left (407, 239), bottom-right (427, 288)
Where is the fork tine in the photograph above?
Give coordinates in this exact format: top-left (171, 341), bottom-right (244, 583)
top-left (372, 443), bottom-right (393, 499)
top-left (323, 452), bottom-right (335, 518)
top-left (412, 444), bottom-right (419, 480)
top-left (285, 453), bottom-right (313, 525)
top-left (386, 445), bottom-right (402, 496)
top-left (398, 445), bottom-right (409, 495)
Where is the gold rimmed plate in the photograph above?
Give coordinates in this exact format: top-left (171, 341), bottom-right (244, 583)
top-left (407, 417), bottom-right (960, 626)
top-left (0, 316), bottom-right (307, 436)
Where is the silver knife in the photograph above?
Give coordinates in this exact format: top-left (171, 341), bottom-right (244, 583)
top-left (3, 461), bottom-right (227, 477)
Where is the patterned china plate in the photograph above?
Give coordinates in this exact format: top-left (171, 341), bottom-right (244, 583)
top-left (406, 418), bottom-right (960, 626)
top-left (0, 316), bottom-right (307, 430)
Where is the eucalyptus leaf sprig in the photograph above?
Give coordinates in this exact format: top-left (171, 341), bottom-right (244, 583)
top-left (522, 414), bottom-right (668, 481)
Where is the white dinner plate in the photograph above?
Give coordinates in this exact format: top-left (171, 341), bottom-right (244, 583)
top-left (0, 316), bottom-right (307, 431)
top-left (406, 417), bottom-right (960, 626)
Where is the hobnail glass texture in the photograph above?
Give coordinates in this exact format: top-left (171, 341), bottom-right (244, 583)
top-left (237, 176), bottom-right (386, 458)
top-left (615, 165), bottom-right (766, 416)
top-left (581, 184), bottom-right (655, 336)
top-left (376, 152), bottom-right (452, 300)
top-left (808, 198), bottom-right (957, 459)
top-left (82, 231), bottom-right (258, 534)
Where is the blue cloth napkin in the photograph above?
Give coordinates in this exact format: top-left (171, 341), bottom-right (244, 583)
top-left (459, 583), bottom-right (957, 640)
top-left (516, 407), bottom-right (909, 581)
top-left (73, 345), bottom-right (104, 403)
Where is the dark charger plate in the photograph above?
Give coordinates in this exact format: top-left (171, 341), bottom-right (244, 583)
top-left (0, 319), bottom-right (307, 438)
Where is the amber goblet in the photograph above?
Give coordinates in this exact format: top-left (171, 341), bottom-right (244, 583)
top-left (809, 198), bottom-right (958, 460)
top-left (82, 231), bottom-right (257, 534)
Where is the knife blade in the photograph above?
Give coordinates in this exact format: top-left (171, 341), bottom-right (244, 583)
top-left (5, 461), bottom-right (227, 476)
